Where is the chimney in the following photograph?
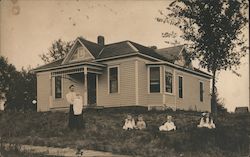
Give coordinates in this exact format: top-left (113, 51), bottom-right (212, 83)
top-left (150, 46), bottom-right (157, 49)
top-left (97, 36), bottom-right (105, 46)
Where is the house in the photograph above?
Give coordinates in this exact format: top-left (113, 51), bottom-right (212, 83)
top-left (32, 36), bottom-right (212, 112)
top-left (235, 107), bottom-right (249, 113)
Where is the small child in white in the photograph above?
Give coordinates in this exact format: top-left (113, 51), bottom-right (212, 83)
top-left (123, 114), bottom-right (136, 130)
top-left (197, 112), bottom-right (216, 129)
top-left (159, 115), bottom-right (176, 131)
top-left (135, 115), bottom-right (146, 130)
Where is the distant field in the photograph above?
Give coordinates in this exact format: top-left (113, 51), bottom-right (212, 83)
top-left (0, 107), bottom-right (249, 157)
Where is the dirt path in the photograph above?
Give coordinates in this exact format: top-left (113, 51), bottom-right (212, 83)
top-left (2, 143), bottom-right (131, 157)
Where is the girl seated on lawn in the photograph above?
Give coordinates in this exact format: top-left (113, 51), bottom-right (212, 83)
top-left (197, 112), bottom-right (216, 129)
top-left (159, 115), bottom-right (176, 131)
top-left (123, 114), bottom-right (136, 130)
top-left (135, 114), bottom-right (146, 130)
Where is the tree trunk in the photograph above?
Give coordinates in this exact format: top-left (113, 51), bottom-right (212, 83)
top-left (211, 70), bottom-right (217, 115)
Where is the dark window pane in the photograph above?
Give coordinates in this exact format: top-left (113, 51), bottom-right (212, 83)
top-left (109, 67), bottom-right (118, 93)
top-left (165, 72), bottom-right (173, 93)
top-left (150, 67), bottom-right (160, 93)
top-left (200, 82), bottom-right (203, 102)
top-left (55, 76), bottom-right (62, 98)
top-left (178, 76), bottom-right (183, 98)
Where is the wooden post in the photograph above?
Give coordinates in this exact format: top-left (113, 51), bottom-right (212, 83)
top-left (84, 67), bottom-right (88, 106)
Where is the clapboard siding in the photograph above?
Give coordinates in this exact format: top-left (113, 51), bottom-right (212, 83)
top-left (175, 70), bottom-right (211, 112)
top-left (97, 58), bottom-right (136, 106)
top-left (37, 72), bottom-right (51, 112)
top-left (137, 59), bottom-right (163, 106)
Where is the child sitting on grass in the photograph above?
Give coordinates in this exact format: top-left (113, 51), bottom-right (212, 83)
top-left (197, 112), bottom-right (216, 129)
top-left (135, 114), bottom-right (146, 130)
top-left (159, 115), bottom-right (176, 131)
top-left (123, 114), bottom-right (136, 130)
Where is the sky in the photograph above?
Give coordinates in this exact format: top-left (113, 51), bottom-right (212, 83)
top-left (0, 0), bottom-right (249, 112)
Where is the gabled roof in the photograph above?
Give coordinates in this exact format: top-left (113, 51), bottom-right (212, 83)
top-left (97, 40), bottom-right (167, 61)
top-left (97, 41), bottom-right (135, 59)
top-left (78, 37), bottom-right (103, 58)
top-left (32, 37), bottom-right (211, 79)
top-left (34, 58), bottom-right (64, 72)
top-left (155, 45), bottom-right (185, 62)
top-left (129, 41), bottom-right (168, 61)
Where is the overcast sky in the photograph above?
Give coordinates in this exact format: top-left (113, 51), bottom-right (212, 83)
top-left (0, 0), bottom-right (249, 112)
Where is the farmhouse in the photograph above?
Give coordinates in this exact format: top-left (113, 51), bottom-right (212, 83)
top-left (32, 36), bottom-right (212, 112)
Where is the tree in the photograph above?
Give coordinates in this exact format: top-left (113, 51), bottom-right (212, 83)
top-left (0, 56), bottom-right (37, 111)
top-left (39, 39), bottom-right (73, 64)
top-left (0, 56), bottom-right (17, 94)
top-left (157, 0), bottom-right (249, 114)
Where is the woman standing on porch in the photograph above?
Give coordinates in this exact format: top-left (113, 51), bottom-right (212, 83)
top-left (66, 85), bottom-right (77, 129)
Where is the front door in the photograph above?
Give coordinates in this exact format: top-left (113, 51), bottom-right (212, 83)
top-left (88, 73), bottom-right (96, 106)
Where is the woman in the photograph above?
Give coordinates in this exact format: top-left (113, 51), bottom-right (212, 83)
top-left (66, 85), bottom-right (77, 129)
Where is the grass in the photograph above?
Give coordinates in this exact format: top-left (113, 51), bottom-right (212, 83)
top-left (0, 107), bottom-right (249, 157)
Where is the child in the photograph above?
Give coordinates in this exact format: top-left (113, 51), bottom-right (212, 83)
top-left (123, 114), bottom-right (136, 130)
top-left (197, 112), bottom-right (216, 129)
top-left (159, 115), bottom-right (176, 131)
top-left (135, 115), bottom-right (146, 130)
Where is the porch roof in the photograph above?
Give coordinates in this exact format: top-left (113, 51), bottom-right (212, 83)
top-left (32, 60), bottom-right (106, 73)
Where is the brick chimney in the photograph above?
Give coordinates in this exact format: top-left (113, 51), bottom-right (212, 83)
top-left (97, 36), bottom-right (105, 46)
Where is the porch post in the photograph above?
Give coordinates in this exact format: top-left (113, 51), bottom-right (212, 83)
top-left (84, 67), bottom-right (88, 106)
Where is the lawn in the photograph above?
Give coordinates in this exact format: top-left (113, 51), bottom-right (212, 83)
top-left (0, 107), bottom-right (249, 157)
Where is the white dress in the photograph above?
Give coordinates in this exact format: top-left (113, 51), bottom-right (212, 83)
top-left (136, 121), bottom-right (146, 130)
top-left (66, 92), bottom-right (77, 105)
top-left (0, 100), bottom-right (5, 111)
top-left (197, 118), bottom-right (216, 129)
top-left (73, 96), bottom-right (83, 115)
top-left (159, 121), bottom-right (176, 131)
top-left (0, 96), bottom-right (6, 111)
top-left (123, 119), bottom-right (136, 130)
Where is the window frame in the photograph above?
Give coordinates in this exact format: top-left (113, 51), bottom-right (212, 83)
top-left (178, 75), bottom-right (183, 99)
top-left (108, 65), bottom-right (120, 94)
top-left (199, 81), bottom-right (204, 102)
top-left (165, 71), bottom-right (173, 94)
top-left (148, 66), bottom-right (161, 93)
top-left (54, 75), bottom-right (63, 99)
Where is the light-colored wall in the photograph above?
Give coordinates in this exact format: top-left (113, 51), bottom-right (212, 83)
top-left (137, 59), bottom-right (163, 106)
top-left (136, 57), bottom-right (211, 112)
top-left (175, 70), bottom-right (211, 112)
top-left (97, 58), bottom-right (136, 107)
top-left (37, 72), bottom-right (51, 112)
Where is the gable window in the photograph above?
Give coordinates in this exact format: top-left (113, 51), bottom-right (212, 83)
top-left (178, 76), bottom-right (183, 98)
top-left (165, 72), bottom-right (173, 93)
top-left (150, 67), bottom-right (160, 93)
top-left (71, 47), bottom-right (85, 61)
top-left (55, 76), bottom-right (62, 99)
top-left (109, 67), bottom-right (118, 93)
top-left (200, 82), bottom-right (204, 102)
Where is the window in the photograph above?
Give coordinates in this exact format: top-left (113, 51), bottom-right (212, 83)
top-left (200, 82), bottom-right (204, 102)
top-left (178, 76), bottom-right (183, 98)
top-left (55, 76), bottom-right (62, 99)
top-left (109, 67), bottom-right (118, 93)
top-left (150, 67), bottom-right (160, 93)
top-left (165, 72), bottom-right (173, 93)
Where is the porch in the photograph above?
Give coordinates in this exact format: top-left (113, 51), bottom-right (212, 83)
top-left (50, 62), bottom-right (106, 109)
